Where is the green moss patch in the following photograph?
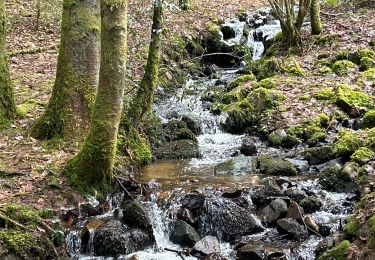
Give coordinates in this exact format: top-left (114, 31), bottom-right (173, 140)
top-left (318, 240), bottom-right (350, 260)
top-left (362, 110), bottom-right (375, 129)
top-left (253, 77), bottom-right (278, 89)
top-left (335, 84), bottom-right (373, 115)
top-left (350, 147), bottom-right (374, 165)
top-left (227, 74), bottom-right (256, 91)
top-left (313, 87), bottom-right (335, 101)
top-left (332, 60), bottom-right (357, 75)
top-left (334, 130), bottom-right (362, 157)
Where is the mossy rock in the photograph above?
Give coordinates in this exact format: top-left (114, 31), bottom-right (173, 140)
top-left (334, 130), bottom-right (362, 157)
top-left (350, 147), bottom-right (374, 165)
top-left (370, 38), bottom-right (375, 47)
top-left (257, 57), bottom-right (283, 80)
top-left (163, 120), bottom-right (197, 142)
top-left (283, 58), bottom-right (305, 76)
top-left (313, 87), bottom-right (335, 101)
top-left (227, 74), bottom-right (256, 91)
top-left (319, 164), bottom-right (354, 193)
top-left (332, 60), bottom-right (357, 75)
top-left (365, 128), bottom-right (375, 149)
top-left (153, 140), bottom-right (200, 159)
top-left (122, 200), bottom-right (152, 231)
top-left (361, 110), bottom-right (375, 129)
top-left (253, 77), bottom-right (278, 89)
top-left (258, 155), bottom-right (298, 176)
top-left (335, 50), bottom-right (349, 61)
top-left (299, 196), bottom-right (322, 214)
top-left (318, 240), bottom-right (350, 260)
top-left (360, 57), bottom-right (375, 71)
top-left (305, 145), bottom-right (337, 165)
top-left (319, 66), bottom-right (333, 74)
top-left (335, 84), bottom-right (373, 115)
top-left (221, 85), bottom-right (251, 104)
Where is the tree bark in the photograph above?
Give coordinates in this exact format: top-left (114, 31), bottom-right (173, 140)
top-left (31, 0), bottom-right (100, 140)
top-left (128, 0), bottom-right (163, 128)
top-left (0, 1), bottom-right (16, 126)
top-left (64, 0), bottom-right (128, 193)
top-left (310, 0), bottom-right (323, 35)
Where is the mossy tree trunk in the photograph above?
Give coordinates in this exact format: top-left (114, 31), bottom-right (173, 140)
top-left (64, 0), bottom-right (128, 193)
top-left (0, 2), bottom-right (16, 126)
top-left (128, 0), bottom-right (163, 128)
top-left (310, 0), bottom-right (323, 35)
top-left (268, 0), bottom-right (312, 49)
top-left (31, 0), bottom-right (100, 140)
top-left (179, 0), bottom-right (191, 10)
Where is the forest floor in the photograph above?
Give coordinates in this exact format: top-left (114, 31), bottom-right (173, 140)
top-left (1, 0), bottom-right (266, 215)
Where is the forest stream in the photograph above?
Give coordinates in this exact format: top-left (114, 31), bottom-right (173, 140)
top-left (65, 8), bottom-right (357, 260)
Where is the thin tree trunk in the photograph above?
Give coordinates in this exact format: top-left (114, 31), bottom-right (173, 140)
top-left (310, 0), bottom-right (323, 35)
top-left (31, 0), bottom-right (100, 140)
top-left (64, 0), bottom-right (128, 193)
top-left (0, 1), bottom-right (16, 125)
top-left (128, 0), bottom-right (163, 128)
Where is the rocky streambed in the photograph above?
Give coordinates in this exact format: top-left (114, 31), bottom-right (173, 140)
top-left (64, 6), bottom-right (375, 260)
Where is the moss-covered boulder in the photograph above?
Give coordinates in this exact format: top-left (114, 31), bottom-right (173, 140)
top-left (214, 155), bottom-right (257, 176)
top-left (319, 164), bottom-right (356, 193)
top-left (226, 74), bottom-right (256, 91)
top-left (163, 119), bottom-right (197, 142)
top-left (258, 155), bottom-right (298, 176)
top-left (334, 130), bottom-right (362, 157)
top-left (154, 140), bottom-right (200, 159)
top-left (318, 240), bottom-right (350, 260)
top-left (299, 196), bottom-right (322, 214)
top-left (221, 85), bottom-right (252, 104)
top-left (350, 147), bottom-right (374, 165)
top-left (253, 77), bottom-right (278, 89)
top-left (257, 57), bottom-right (283, 80)
top-left (122, 200), bottom-right (152, 231)
top-left (360, 57), bottom-right (375, 71)
top-left (283, 58), bottom-right (305, 76)
top-left (332, 60), bottom-right (356, 75)
top-left (221, 87), bottom-right (283, 133)
top-left (361, 110), bottom-right (375, 129)
top-left (305, 145), bottom-right (337, 165)
top-left (335, 84), bottom-right (373, 116)
top-left (365, 128), bottom-right (375, 149)
top-left (313, 87), bottom-right (335, 101)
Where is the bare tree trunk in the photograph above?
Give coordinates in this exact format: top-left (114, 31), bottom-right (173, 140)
top-left (0, 1), bottom-right (16, 126)
top-left (64, 0), bottom-right (128, 193)
top-left (310, 0), bottom-right (323, 35)
top-left (31, 0), bottom-right (100, 140)
top-left (128, 0), bottom-right (163, 128)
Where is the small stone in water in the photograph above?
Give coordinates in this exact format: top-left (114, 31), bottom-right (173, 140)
top-left (192, 236), bottom-right (220, 256)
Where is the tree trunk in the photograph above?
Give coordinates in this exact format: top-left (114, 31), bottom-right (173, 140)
top-left (0, 1), bottom-right (16, 126)
top-left (179, 0), bottom-right (191, 10)
top-left (128, 0), bottom-right (163, 128)
top-left (64, 0), bottom-right (128, 193)
top-left (310, 0), bottom-right (323, 35)
top-left (31, 0), bottom-right (100, 140)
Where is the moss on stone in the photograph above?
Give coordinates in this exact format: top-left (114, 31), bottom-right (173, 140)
top-left (362, 110), bottom-right (375, 129)
top-left (318, 240), bottom-right (350, 260)
top-left (351, 147), bottom-right (374, 165)
top-left (359, 48), bottom-right (375, 60)
top-left (258, 155), bottom-right (298, 176)
top-left (335, 50), bottom-right (349, 61)
top-left (306, 145), bottom-right (337, 165)
top-left (222, 85), bottom-right (251, 104)
top-left (257, 57), bottom-right (283, 80)
top-left (335, 84), bottom-right (373, 114)
top-left (335, 130), bottom-right (362, 157)
top-left (288, 125), bottom-right (305, 139)
top-left (319, 66), bottom-right (333, 74)
top-left (253, 77), bottom-right (277, 89)
top-left (360, 57), bottom-right (375, 71)
top-left (227, 74), bottom-right (256, 91)
top-left (365, 128), bottom-right (375, 149)
top-left (283, 57), bottom-right (305, 76)
top-left (370, 38), bottom-right (375, 47)
top-left (332, 60), bottom-right (357, 75)
top-left (313, 87), bottom-right (335, 101)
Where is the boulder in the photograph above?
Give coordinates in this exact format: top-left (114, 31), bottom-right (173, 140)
top-left (237, 244), bottom-right (264, 260)
top-left (284, 158), bottom-right (309, 172)
top-left (90, 219), bottom-right (152, 256)
top-left (163, 119), bottom-right (197, 142)
top-left (304, 215), bottom-right (319, 234)
top-left (192, 236), bottom-right (220, 256)
top-left (276, 218), bottom-right (308, 240)
top-left (258, 155), bottom-right (298, 176)
top-left (170, 220), bottom-right (200, 247)
top-left (284, 187), bottom-right (307, 202)
top-left (214, 155), bottom-right (257, 176)
top-left (199, 197), bottom-right (264, 241)
top-left (286, 201), bottom-right (304, 220)
top-left (305, 145), bottom-right (337, 165)
top-left (182, 116), bottom-right (202, 135)
top-left (240, 142), bottom-right (258, 156)
top-left (182, 193), bottom-right (206, 211)
top-left (251, 179), bottom-right (283, 208)
top-left (122, 200), bottom-right (152, 231)
top-left (299, 196), bottom-right (322, 214)
top-left (258, 198), bottom-right (287, 223)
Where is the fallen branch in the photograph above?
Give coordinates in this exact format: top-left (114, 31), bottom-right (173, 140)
top-left (9, 44), bottom-right (59, 57)
top-left (321, 11), bottom-right (344, 17)
top-left (164, 248), bottom-right (186, 260)
top-left (114, 175), bottom-right (135, 200)
top-left (0, 212), bottom-right (33, 232)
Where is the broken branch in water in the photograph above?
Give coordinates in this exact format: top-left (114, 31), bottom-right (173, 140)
top-left (164, 247), bottom-right (187, 260)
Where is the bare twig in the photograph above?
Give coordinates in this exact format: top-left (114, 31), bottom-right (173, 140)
top-left (164, 248), bottom-right (187, 260)
top-left (114, 175), bottom-right (135, 200)
top-left (9, 44), bottom-right (59, 57)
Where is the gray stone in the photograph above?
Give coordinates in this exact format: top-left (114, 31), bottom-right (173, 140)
top-left (192, 236), bottom-right (220, 256)
top-left (276, 218), bottom-right (308, 240)
top-left (214, 155), bottom-right (256, 176)
top-left (170, 220), bottom-right (200, 247)
top-left (258, 198), bottom-right (287, 223)
top-left (285, 158), bottom-right (309, 172)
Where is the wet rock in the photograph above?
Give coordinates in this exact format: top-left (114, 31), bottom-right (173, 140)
top-left (258, 155), bottom-right (298, 176)
top-left (315, 237), bottom-right (335, 257)
top-left (319, 164), bottom-right (357, 193)
top-left (214, 155), bottom-right (257, 176)
top-left (284, 187), bottom-right (307, 202)
top-left (182, 116), bottom-right (202, 135)
top-left (154, 140), bottom-right (200, 159)
top-left (239, 142), bottom-right (258, 156)
top-left (80, 203), bottom-right (101, 217)
top-left (192, 236), bottom-right (220, 256)
top-left (182, 193), bottom-right (206, 211)
top-left (284, 158), bottom-right (309, 173)
top-left (268, 129), bottom-right (287, 146)
top-left (122, 200), bottom-right (152, 231)
top-left (199, 197), bottom-right (264, 241)
top-left (305, 145), bottom-right (337, 165)
top-left (163, 119), bottom-right (197, 142)
top-left (221, 25), bottom-right (236, 40)
top-left (318, 223), bottom-right (332, 236)
top-left (237, 244), bottom-right (265, 260)
top-left (286, 201), bottom-right (304, 220)
top-left (170, 220), bottom-right (200, 247)
top-left (91, 219), bottom-right (152, 256)
top-left (251, 179), bottom-right (283, 208)
top-left (222, 189), bottom-right (242, 198)
top-left (276, 218), bottom-right (308, 240)
top-left (299, 196), bottom-right (322, 214)
top-left (178, 208), bottom-right (197, 225)
top-left (258, 198), bottom-right (287, 223)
